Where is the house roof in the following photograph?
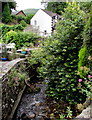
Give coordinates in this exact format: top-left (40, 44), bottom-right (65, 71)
top-left (12, 10), bottom-right (26, 16)
top-left (41, 9), bottom-right (61, 19)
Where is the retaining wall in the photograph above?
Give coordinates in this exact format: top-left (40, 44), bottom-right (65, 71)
top-left (0, 59), bottom-right (28, 120)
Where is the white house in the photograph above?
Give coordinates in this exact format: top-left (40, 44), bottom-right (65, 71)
top-left (30, 9), bottom-right (61, 36)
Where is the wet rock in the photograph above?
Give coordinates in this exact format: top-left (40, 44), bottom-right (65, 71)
top-left (36, 116), bottom-right (44, 120)
top-left (38, 113), bottom-right (47, 117)
top-left (45, 106), bottom-right (50, 112)
top-left (35, 101), bottom-right (41, 106)
top-left (34, 111), bottom-right (39, 116)
top-left (15, 79), bottom-right (48, 120)
top-left (27, 112), bottom-right (35, 118)
top-left (20, 113), bottom-right (31, 120)
top-left (49, 113), bottom-right (55, 119)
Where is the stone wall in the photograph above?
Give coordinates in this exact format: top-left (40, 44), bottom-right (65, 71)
top-left (1, 59), bottom-right (28, 120)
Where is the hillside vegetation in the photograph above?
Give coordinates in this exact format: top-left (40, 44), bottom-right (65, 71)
top-left (23, 8), bottom-right (38, 15)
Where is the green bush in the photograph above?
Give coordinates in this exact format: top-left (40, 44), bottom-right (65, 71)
top-left (16, 15), bottom-right (26, 23)
top-left (77, 6), bottom-right (92, 98)
top-left (3, 31), bottom-right (40, 49)
top-left (11, 15), bottom-right (17, 20)
top-left (20, 20), bottom-right (27, 27)
top-left (3, 30), bottom-right (17, 44)
top-left (2, 4), bottom-right (12, 23)
top-left (25, 14), bottom-right (34, 24)
top-left (11, 24), bottom-right (24, 31)
top-left (0, 24), bottom-right (11, 36)
top-left (0, 24), bottom-right (24, 37)
top-left (78, 46), bottom-right (88, 78)
top-left (28, 2), bottom-right (87, 105)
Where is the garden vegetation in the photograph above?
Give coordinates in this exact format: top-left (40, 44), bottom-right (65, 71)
top-left (28, 2), bottom-right (92, 119)
top-left (0, 23), bottom-right (40, 49)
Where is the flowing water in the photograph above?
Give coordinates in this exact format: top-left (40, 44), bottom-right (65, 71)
top-left (14, 79), bottom-right (51, 120)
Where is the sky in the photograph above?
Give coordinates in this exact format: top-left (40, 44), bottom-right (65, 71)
top-left (15, 0), bottom-right (44, 10)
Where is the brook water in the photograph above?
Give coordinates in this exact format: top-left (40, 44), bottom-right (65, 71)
top-left (14, 79), bottom-right (51, 120)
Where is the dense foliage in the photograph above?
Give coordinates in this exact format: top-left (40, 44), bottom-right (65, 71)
top-left (25, 14), bottom-right (34, 24)
top-left (0, 22), bottom-right (40, 49)
top-left (16, 15), bottom-right (26, 23)
top-left (2, 3), bottom-right (12, 23)
top-left (78, 45), bottom-right (88, 78)
top-left (1, 1), bottom-right (92, 119)
top-left (28, 2), bottom-right (87, 105)
top-left (11, 13), bottom-right (34, 24)
top-left (1, 0), bottom-right (16, 12)
top-left (78, 4), bottom-right (92, 97)
top-left (1, 0), bottom-right (16, 23)
top-left (0, 24), bottom-right (24, 37)
top-left (2, 30), bottom-right (39, 49)
top-left (45, 2), bottom-right (67, 14)
top-left (23, 8), bottom-right (38, 15)
top-left (20, 20), bottom-right (27, 27)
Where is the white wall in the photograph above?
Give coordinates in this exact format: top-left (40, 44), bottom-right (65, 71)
top-left (31, 9), bottom-right (52, 36)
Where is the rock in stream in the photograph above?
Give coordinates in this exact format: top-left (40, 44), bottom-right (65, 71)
top-left (14, 79), bottom-right (51, 120)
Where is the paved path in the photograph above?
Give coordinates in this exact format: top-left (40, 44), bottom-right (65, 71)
top-left (0, 58), bottom-right (24, 79)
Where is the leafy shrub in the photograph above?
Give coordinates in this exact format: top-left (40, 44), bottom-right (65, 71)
top-left (8, 66), bottom-right (29, 87)
top-left (20, 20), bottom-right (27, 27)
top-left (11, 24), bottom-right (24, 31)
top-left (2, 4), bottom-right (12, 23)
top-left (0, 24), bottom-right (11, 36)
top-left (17, 32), bottom-right (39, 49)
top-left (11, 15), bottom-right (17, 20)
top-left (78, 46), bottom-right (88, 78)
top-left (78, 74), bottom-right (92, 98)
top-left (3, 31), bottom-right (40, 49)
top-left (0, 24), bottom-right (24, 37)
top-left (28, 2), bottom-right (86, 105)
top-left (25, 14), bottom-right (34, 24)
top-left (77, 6), bottom-right (92, 98)
top-left (16, 15), bottom-right (26, 23)
top-left (3, 30), bottom-right (17, 43)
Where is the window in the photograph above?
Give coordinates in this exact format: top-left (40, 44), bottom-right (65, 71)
top-left (44, 30), bottom-right (47, 35)
top-left (34, 20), bottom-right (37, 25)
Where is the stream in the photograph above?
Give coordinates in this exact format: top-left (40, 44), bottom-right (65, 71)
top-left (14, 79), bottom-right (52, 120)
